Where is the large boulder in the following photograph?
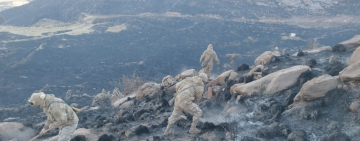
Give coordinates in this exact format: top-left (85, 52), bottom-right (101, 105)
top-left (175, 69), bottom-right (198, 80)
top-left (339, 60), bottom-right (360, 82)
top-left (292, 46), bottom-right (332, 56)
top-left (231, 65), bottom-right (311, 96)
top-left (135, 82), bottom-right (161, 100)
top-left (0, 122), bottom-right (35, 141)
top-left (348, 47), bottom-right (360, 65)
top-left (254, 51), bottom-right (281, 66)
top-left (161, 75), bottom-right (175, 88)
top-left (293, 75), bottom-right (339, 102)
top-left (111, 93), bottom-right (136, 108)
top-left (92, 91), bottom-right (111, 108)
top-left (208, 70), bottom-right (239, 86)
top-left (338, 35), bottom-right (360, 50)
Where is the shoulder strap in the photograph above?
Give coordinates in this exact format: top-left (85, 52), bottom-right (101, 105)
top-left (177, 85), bottom-right (203, 94)
top-left (49, 101), bottom-right (80, 113)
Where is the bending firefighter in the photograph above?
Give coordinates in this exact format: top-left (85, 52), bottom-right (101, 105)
top-left (200, 44), bottom-right (220, 79)
top-left (164, 73), bottom-right (208, 135)
top-left (28, 92), bottom-right (79, 141)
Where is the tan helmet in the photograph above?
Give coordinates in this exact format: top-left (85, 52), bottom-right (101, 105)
top-left (28, 92), bottom-right (46, 108)
top-left (207, 44), bottom-right (213, 50)
top-left (198, 73), bottom-right (208, 83)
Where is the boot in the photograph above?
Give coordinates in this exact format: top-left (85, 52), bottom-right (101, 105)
top-left (164, 125), bottom-right (171, 136)
top-left (189, 119), bottom-right (201, 134)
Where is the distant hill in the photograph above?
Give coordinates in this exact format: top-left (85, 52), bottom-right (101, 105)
top-left (2, 0), bottom-right (360, 26)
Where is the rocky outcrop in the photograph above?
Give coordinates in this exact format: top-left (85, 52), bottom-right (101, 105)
top-left (292, 46), bottom-right (332, 56)
top-left (231, 65), bottom-right (311, 96)
top-left (135, 82), bottom-right (161, 100)
top-left (293, 75), bottom-right (339, 102)
top-left (348, 47), bottom-right (360, 65)
top-left (339, 35), bottom-right (360, 50)
top-left (254, 51), bottom-right (281, 66)
top-left (0, 122), bottom-right (35, 141)
top-left (243, 65), bottom-right (265, 83)
top-left (208, 70), bottom-right (239, 86)
top-left (161, 75), bottom-right (174, 88)
top-left (339, 60), bottom-right (360, 82)
top-left (175, 69), bottom-right (198, 81)
top-left (92, 90), bottom-right (111, 108)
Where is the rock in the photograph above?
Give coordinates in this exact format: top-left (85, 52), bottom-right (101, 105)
top-left (349, 101), bottom-right (360, 112)
top-left (299, 100), bottom-right (323, 120)
top-left (237, 63), bottom-right (250, 71)
top-left (338, 35), bottom-right (360, 50)
top-left (208, 70), bottom-right (239, 86)
top-left (329, 55), bottom-right (340, 65)
top-left (115, 100), bottom-right (134, 117)
top-left (305, 46), bottom-right (332, 54)
top-left (115, 113), bottom-right (134, 124)
top-left (98, 134), bottom-right (116, 141)
top-left (325, 63), bottom-right (345, 76)
top-left (111, 93), bottom-right (136, 108)
top-left (256, 125), bottom-right (290, 139)
top-left (292, 47), bottom-right (332, 56)
top-left (175, 69), bottom-right (198, 80)
top-left (332, 44), bottom-right (347, 52)
top-left (297, 50), bottom-right (305, 56)
top-left (71, 135), bottom-right (87, 141)
top-left (0, 122), bottom-right (35, 141)
top-left (161, 75), bottom-right (174, 88)
top-left (305, 59), bottom-right (317, 68)
top-left (231, 65), bottom-right (311, 96)
top-left (110, 87), bottom-right (124, 105)
top-left (339, 60), bottom-right (360, 82)
top-left (134, 125), bottom-right (150, 135)
top-left (200, 131), bottom-right (218, 140)
top-left (136, 82), bottom-right (161, 100)
top-left (287, 130), bottom-right (307, 141)
top-left (92, 92), bottom-right (111, 108)
top-left (319, 132), bottom-right (350, 141)
top-left (348, 47), bottom-right (360, 65)
top-left (73, 128), bottom-right (92, 137)
top-left (293, 75), bottom-right (339, 102)
top-left (254, 51), bottom-right (281, 66)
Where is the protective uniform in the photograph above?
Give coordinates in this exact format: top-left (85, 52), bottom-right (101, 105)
top-left (28, 92), bottom-right (79, 141)
top-left (200, 44), bottom-right (220, 78)
top-left (164, 73), bottom-right (208, 135)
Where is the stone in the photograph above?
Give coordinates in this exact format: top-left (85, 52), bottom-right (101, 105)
top-left (339, 60), bottom-right (360, 82)
top-left (92, 92), bottom-right (111, 108)
top-left (136, 82), bottom-right (161, 100)
top-left (294, 75), bottom-right (339, 102)
top-left (208, 70), bottom-right (239, 86)
top-left (332, 44), bottom-right (346, 52)
top-left (348, 47), bottom-right (360, 65)
top-left (349, 101), bottom-right (360, 112)
top-left (287, 130), bottom-right (307, 141)
top-left (0, 122), bottom-right (35, 141)
top-left (338, 35), bottom-right (360, 50)
top-left (237, 63), bottom-right (250, 71)
top-left (175, 69), bottom-right (198, 80)
top-left (231, 66), bottom-right (311, 96)
top-left (254, 51), bottom-right (281, 66)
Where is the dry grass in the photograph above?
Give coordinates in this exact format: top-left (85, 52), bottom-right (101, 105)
top-left (120, 72), bottom-right (144, 95)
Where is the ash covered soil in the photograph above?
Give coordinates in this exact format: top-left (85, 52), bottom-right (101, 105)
top-left (2, 37), bottom-right (360, 141)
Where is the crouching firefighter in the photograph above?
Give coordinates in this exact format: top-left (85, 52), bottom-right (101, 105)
top-left (28, 92), bottom-right (80, 141)
top-left (164, 73), bottom-right (208, 135)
